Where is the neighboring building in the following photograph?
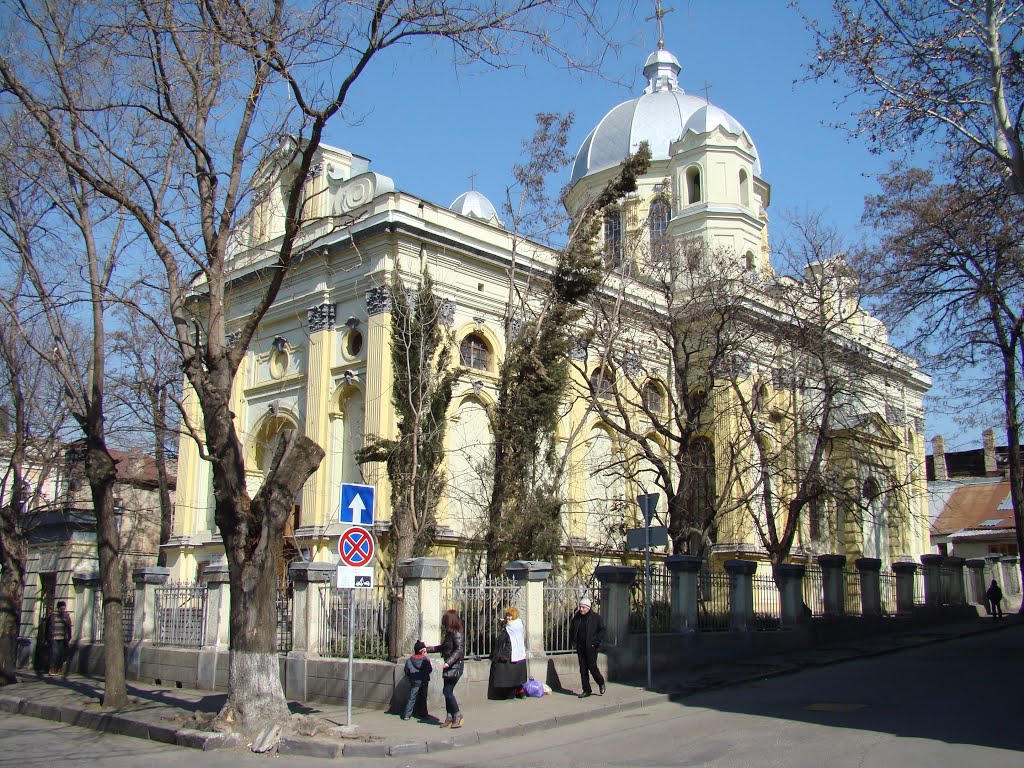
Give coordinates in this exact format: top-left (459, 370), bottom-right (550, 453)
top-left (167, 39), bottom-right (931, 582)
top-left (16, 443), bottom-right (175, 666)
top-left (928, 429), bottom-right (1020, 559)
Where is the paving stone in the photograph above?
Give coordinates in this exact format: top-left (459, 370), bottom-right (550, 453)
top-left (0, 696), bottom-right (21, 714)
top-left (147, 723), bottom-right (179, 744)
top-left (107, 716), bottom-right (150, 740)
top-left (176, 728), bottom-right (216, 749)
top-left (426, 737), bottom-right (457, 752)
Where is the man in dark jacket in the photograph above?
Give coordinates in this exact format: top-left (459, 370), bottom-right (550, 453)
top-left (569, 597), bottom-right (605, 698)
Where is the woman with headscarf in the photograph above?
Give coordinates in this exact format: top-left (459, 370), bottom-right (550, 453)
top-left (427, 609), bottom-right (465, 728)
top-left (489, 606), bottom-right (528, 699)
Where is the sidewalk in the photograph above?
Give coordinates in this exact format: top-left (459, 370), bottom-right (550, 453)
top-left (0, 617), bottom-right (1016, 760)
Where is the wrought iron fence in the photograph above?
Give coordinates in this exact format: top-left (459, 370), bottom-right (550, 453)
top-left (276, 586), bottom-right (294, 653)
top-left (629, 564), bottom-right (671, 633)
top-left (697, 568), bottom-right (730, 631)
top-left (803, 565), bottom-right (825, 617)
top-left (317, 584), bottom-right (390, 660)
top-left (440, 577), bottom-right (522, 659)
top-left (92, 583), bottom-right (134, 643)
top-left (913, 570), bottom-right (926, 606)
top-left (543, 577), bottom-right (600, 654)
top-left (154, 582), bottom-right (208, 648)
top-left (751, 574), bottom-right (781, 630)
top-left (843, 570), bottom-right (862, 615)
top-left (879, 570), bottom-right (898, 615)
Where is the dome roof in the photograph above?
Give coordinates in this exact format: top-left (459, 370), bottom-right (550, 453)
top-left (450, 189), bottom-right (502, 226)
top-left (570, 48), bottom-right (761, 186)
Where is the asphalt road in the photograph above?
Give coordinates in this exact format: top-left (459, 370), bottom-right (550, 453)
top-left (1, 624), bottom-right (1021, 768)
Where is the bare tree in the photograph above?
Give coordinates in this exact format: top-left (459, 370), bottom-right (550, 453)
top-left (0, 305), bottom-right (69, 683)
top-left (0, 0), bottom-right (630, 732)
top-left (578, 237), bottom-right (753, 558)
top-left (860, 160), bottom-right (1024, 604)
top-left (800, 0), bottom-right (1024, 196)
top-left (0, 114), bottom-right (136, 705)
top-left (729, 216), bottom-right (919, 569)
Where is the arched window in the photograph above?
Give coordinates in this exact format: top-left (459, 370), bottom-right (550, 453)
top-left (649, 198), bottom-right (670, 261)
top-left (686, 167), bottom-right (702, 204)
top-left (643, 381), bottom-right (664, 414)
top-left (604, 209), bottom-right (622, 264)
top-left (590, 368), bottom-right (616, 401)
top-left (460, 333), bottom-right (490, 370)
top-left (861, 476), bottom-right (889, 561)
top-left (682, 438), bottom-right (716, 554)
top-left (739, 169), bottom-right (750, 208)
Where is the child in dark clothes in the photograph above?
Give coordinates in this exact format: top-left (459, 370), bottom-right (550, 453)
top-left (402, 640), bottom-right (433, 720)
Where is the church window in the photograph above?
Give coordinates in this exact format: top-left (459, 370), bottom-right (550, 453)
top-left (590, 368), bottom-right (616, 401)
top-left (460, 333), bottom-right (490, 371)
top-left (649, 198), bottom-right (670, 261)
top-left (739, 169), bottom-right (750, 208)
top-left (686, 167), bottom-right (702, 204)
top-left (643, 381), bottom-right (664, 414)
top-left (604, 209), bottom-right (622, 265)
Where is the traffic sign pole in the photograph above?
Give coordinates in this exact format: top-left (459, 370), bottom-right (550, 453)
top-left (347, 587), bottom-right (355, 727)
top-left (637, 492), bottom-right (659, 692)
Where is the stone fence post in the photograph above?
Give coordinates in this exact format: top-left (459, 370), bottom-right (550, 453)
top-left (197, 563), bottom-right (230, 691)
top-left (892, 562), bottom-right (917, 615)
top-left (774, 564), bottom-right (806, 626)
top-left (127, 566), bottom-right (169, 680)
top-left (855, 558), bottom-right (882, 617)
top-left (965, 558), bottom-right (987, 607)
top-left (666, 555), bottom-right (702, 632)
top-left (397, 557), bottom-right (449, 653)
top-left (817, 555), bottom-right (847, 616)
top-left (71, 571), bottom-right (100, 644)
top-left (999, 556), bottom-right (1021, 595)
top-left (920, 554), bottom-right (944, 609)
top-left (594, 565), bottom-right (637, 646)
top-left (942, 556), bottom-right (966, 606)
top-left (284, 561), bottom-right (335, 701)
top-left (724, 560), bottom-right (756, 630)
top-left (505, 561), bottom-right (552, 674)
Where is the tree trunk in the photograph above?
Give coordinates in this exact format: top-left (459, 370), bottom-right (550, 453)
top-left (0, 521), bottom-right (26, 684)
top-left (212, 427), bottom-right (324, 736)
top-left (999, 350), bottom-right (1024, 614)
top-left (86, 441), bottom-right (126, 708)
top-left (152, 388), bottom-right (173, 568)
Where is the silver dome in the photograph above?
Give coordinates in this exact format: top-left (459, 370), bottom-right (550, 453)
top-left (450, 189), bottom-right (503, 226)
top-left (570, 48), bottom-right (761, 186)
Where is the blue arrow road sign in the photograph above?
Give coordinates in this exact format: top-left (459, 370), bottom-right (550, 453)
top-left (340, 483), bottom-right (375, 526)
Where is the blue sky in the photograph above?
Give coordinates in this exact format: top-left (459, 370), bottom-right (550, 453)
top-left (320, 1), bottom-right (972, 448)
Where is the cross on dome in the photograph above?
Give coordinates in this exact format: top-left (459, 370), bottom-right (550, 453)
top-left (646, 0), bottom-right (674, 51)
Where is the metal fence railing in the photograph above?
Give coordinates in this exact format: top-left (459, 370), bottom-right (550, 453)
top-left (543, 578), bottom-right (599, 654)
top-left (276, 587), bottom-right (294, 654)
top-left (629, 564), bottom-right (670, 633)
top-left (751, 574), bottom-right (781, 630)
top-left (154, 582), bottom-right (207, 648)
top-left (441, 577), bottom-right (522, 659)
top-left (803, 565), bottom-right (825, 617)
top-left (317, 584), bottom-right (390, 660)
top-left (879, 570), bottom-right (898, 615)
top-left (93, 583), bottom-right (134, 644)
top-left (697, 568), bottom-right (730, 631)
top-left (843, 570), bottom-right (862, 615)
top-left (913, 571), bottom-right (927, 606)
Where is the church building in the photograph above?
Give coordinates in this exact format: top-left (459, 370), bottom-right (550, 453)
top-left (165, 38), bottom-right (932, 582)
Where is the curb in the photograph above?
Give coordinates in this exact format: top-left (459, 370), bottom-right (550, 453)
top-left (0, 619), bottom-right (1014, 759)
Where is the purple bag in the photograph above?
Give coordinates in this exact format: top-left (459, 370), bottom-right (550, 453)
top-left (523, 676), bottom-right (544, 698)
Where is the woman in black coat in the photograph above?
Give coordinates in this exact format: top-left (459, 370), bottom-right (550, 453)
top-left (427, 609), bottom-right (465, 728)
top-left (489, 606), bottom-right (528, 699)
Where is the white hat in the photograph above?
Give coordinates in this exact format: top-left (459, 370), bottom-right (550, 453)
top-left (579, 597), bottom-right (592, 609)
